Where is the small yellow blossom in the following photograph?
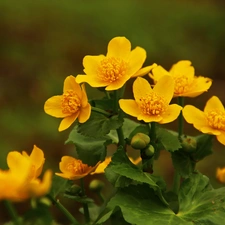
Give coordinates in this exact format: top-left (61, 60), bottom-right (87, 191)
top-left (76, 36), bottom-right (156, 91)
top-left (149, 60), bottom-right (212, 97)
top-left (44, 75), bottom-right (91, 131)
top-left (55, 156), bottom-right (99, 180)
top-left (0, 146), bottom-right (52, 201)
top-left (119, 76), bottom-right (182, 123)
top-left (216, 167), bottom-right (225, 183)
top-left (183, 96), bottom-right (225, 146)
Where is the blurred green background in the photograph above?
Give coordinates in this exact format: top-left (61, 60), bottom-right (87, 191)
top-left (0, 0), bottom-right (225, 223)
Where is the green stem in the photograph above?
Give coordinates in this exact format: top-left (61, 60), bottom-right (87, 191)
top-left (47, 194), bottom-right (79, 225)
top-left (113, 90), bottom-right (119, 114)
top-left (80, 178), bottom-right (90, 224)
top-left (91, 106), bottom-right (111, 117)
top-left (178, 97), bottom-right (185, 137)
top-left (150, 122), bottom-right (156, 143)
top-left (4, 200), bottom-right (21, 225)
top-left (116, 125), bottom-right (125, 148)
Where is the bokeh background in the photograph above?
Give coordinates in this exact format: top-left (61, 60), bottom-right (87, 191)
top-left (0, 0), bottom-right (225, 223)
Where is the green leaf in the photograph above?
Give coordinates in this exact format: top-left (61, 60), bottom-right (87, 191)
top-left (90, 98), bottom-right (113, 111)
top-left (105, 147), bottom-right (168, 205)
top-left (156, 128), bottom-right (181, 152)
top-left (66, 126), bottom-right (111, 166)
top-left (171, 151), bottom-right (196, 178)
top-left (64, 194), bottom-right (94, 204)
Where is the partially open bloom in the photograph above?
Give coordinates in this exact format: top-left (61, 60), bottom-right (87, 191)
top-left (44, 75), bottom-right (91, 131)
top-left (119, 76), bottom-right (182, 123)
top-left (216, 167), bottom-right (225, 183)
top-left (0, 145), bottom-right (52, 201)
top-left (183, 96), bottom-right (225, 146)
top-left (149, 60), bottom-right (212, 97)
top-left (55, 156), bottom-right (99, 180)
top-left (76, 36), bottom-right (156, 91)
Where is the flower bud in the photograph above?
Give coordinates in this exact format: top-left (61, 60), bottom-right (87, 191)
top-left (131, 133), bottom-right (150, 149)
top-left (89, 179), bottom-right (105, 192)
top-left (181, 135), bottom-right (197, 153)
top-left (65, 184), bottom-right (82, 195)
top-left (144, 145), bottom-right (155, 157)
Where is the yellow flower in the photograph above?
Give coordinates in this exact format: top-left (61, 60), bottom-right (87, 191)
top-left (119, 76), bottom-right (182, 123)
top-left (149, 60), bottom-right (212, 97)
top-left (44, 75), bottom-right (91, 131)
top-left (183, 96), bottom-right (225, 146)
top-left (216, 167), bottom-right (225, 183)
top-left (0, 146), bottom-right (52, 201)
top-left (55, 156), bottom-right (99, 180)
top-left (76, 36), bottom-right (156, 91)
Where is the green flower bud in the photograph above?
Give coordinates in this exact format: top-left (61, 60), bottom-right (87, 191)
top-left (89, 179), bottom-right (105, 192)
top-left (144, 145), bottom-right (155, 157)
top-left (39, 197), bottom-right (52, 207)
top-left (65, 184), bottom-right (82, 195)
top-left (181, 135), bottom-right (197, 153)
top-left (131, 133), bottom-right (150, 149)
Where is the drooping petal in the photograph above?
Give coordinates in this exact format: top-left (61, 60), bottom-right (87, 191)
top-left (44, 95), bottom-right (66, 118)
top-left (133, 77), bottom-right (152, 103)
top-left (160, 104), bottom-right (182, 124)
top-left (153, 75), bottom-right (174, 103)
top-left (149, 65), bottom-right (170, 82)
top-left (76, 74), bottom-right (109, 87)
top-left (119, 99), bottom-right (141, 117)
top-left (137, 114), bottom-right (162, 123)
top-left (58, 113), bottom-right (78, 131)
top-left (132, 63), bottom-right (157, 78)
top-left (83, 55), bottom-right (105, 75)
top-left (78, 104), bottom-right (91, 123)
top-left (204, 96), bottom-right (224, 113)
top-left (216, 131), bottom-right (225, 146)
top-left (63, 76), bottom-right (82, 100)
top-left (126, 47), bottom-right (147, 77)
top-left (107, 37), bottom-right (131, 59)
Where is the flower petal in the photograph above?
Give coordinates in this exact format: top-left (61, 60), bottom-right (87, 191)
top-left (76, 74), bottom-right (109, 87)
top-left (204, 96), bottom-right (224, 113)
top-left (126, 47), bottom-right (147, 76)
top-left (216, 131), bottom-right (225, 146)
top-left (160, 104), bottom-right (182, 124)
top-left (170, 60), bottom-right (194, 78)
top-left (107, 37), bottom-right (131, 59)
top-left (105, 75), bottom-right (130, 91)
top-left (137, 114), bottom-right (162, 123)
top-left (149, 65), bottom-right (170, 82)
top-left (78, 103), bottom-right (91, 123)
top-left (58, 156), bottom-right (76, 176)
top-left (133, 77), bottom-right (152, 103)
top-left (153, 75), bottom-right (174, 103)
top-left (58, 113), bottom-right (78, 131)
top-left (83, 55), bottom-right (105, 75)
top-left (119, 99), bottom-right (141, 117)
top-left (44, 95), bottom-right (65, 118)
top-left (132, 63), bottom-right (157, 78)
top-left (63, 76), bottom-right (82, 99)
top-left (200, 126), bottom-right (221, 135)
top-left (81, 84), bottom-right (89, 107)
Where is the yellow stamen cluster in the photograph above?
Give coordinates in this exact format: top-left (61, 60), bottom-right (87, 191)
top-left (206, 110), bottom-right (225, 130)
top-left (174, 75), bottom-right (192, 95)
top-left (61, 90), bottom-right (81, 114)
top-left (67, 159), bottom-right (90, 175)
top-left (97, 57), bottom-right (128, 83)
top-left (139, 92), bottom-right (168, 116)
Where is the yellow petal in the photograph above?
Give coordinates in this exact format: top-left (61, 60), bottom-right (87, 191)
top-left (44, 95), bottom-right (66, 118)
top-left (149, 65), bottom-right (170, 82)
top-left (58, 156), bottom-right (76, 177)
top-left (153, 75), bottom-right (174, 103)
top-left (105, 76), bottom-right (130, 91)
top-left (132, 63), bottom-right (157, 78)
top-left (58, 113), bottom-right (78, 131)
top-left (216, 131), bottom-right (225, 146)
top-left (170, 60), bottom-right (194, 78)
top-left (119, 99), bottom-right (141, 117)
top-left (133, 77), bottom-right (152, 103)
top-left (80, 84), bottom-right (89, 107)
top-left (160, 104), bottom-right (182, 124)
top-left (76, 74), bottom-right (109, 87)
top-left (200, 126), bottom-right (221, 135)
top-left (78, 104), bottom-right (91, 123)
top-left (83, 55), bottom-right (105, 75)
top-left (216, 167), bottom-right (225, 183)
top-left (107, 37), bottom-right (131, 59)
top-left (91, 157), bottom-right (111, 174)
top-left (137, 114), bottom-right (162, 123)
top-left (204, 96), bottom-right (224, 113)
top-left (126, 47), bottom-right (147, 77)
top-left (63, 76), bottom-right (82, 99)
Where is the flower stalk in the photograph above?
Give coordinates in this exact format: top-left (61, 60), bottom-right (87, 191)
top-left (80, 178), bottom-right (90, 224)
top-left (4, 200), bottom-right (21, 225)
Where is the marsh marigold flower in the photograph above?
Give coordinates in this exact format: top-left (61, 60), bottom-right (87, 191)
top-left (216, 167), bottom-right (225, 183)
top-left (44, 75), bottom-right (91, 131)
top-left (76, 36), bottom-right (156, 91)
top-left (149, 60), bottom-right (212, 97)
top-left (0, 145), bottom-right (52, 201)
top-left (55, 156), bottom-right (99, 180)
top-left (183, 96), bottom-right (225, 146)
top-left (119, 76), bottom-right (182, 123)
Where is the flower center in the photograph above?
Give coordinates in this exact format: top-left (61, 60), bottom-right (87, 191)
top-left (97, 57), bottom-right (128, 83)
top-left (62, 90), bottom-right (81, 114)
top-left (174, 75), bottom-right (193, 95)
top-left (206, 110), bottom-right (225, 130)
top-left (67, 160), bottom-right (89, 175)
top-left (139, 92), bottom-right (168, 116)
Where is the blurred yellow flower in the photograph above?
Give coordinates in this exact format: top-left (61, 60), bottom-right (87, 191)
top-left (76, 36), bottom-right (156, 91)
top-left (44, 75), bottom-right (91, 131)
top-left (183, 96), bottom-right (225, 146)
top-left (216, 167), bottom-right (225, 183)
top-left (55, 156), bottom-right (99, 180)
top-left (119, 76), bottom-right (182, 123)
top-left (149, 60), bottom-right (212, 97)
top-left (0, 146), bottom-right (52, 201)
